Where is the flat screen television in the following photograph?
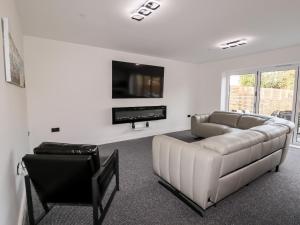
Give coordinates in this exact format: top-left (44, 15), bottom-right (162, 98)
top-left (112, 60), bottom-right (164, 98)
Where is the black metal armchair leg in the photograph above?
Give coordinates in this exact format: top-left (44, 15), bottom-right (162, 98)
top-left (99, 204), bottom-right (104, 213)
top-left (92, 149), bottom-right (120, 225)
top-left (116, 150), bottom-right (120, 191)
top-left (41, 202), bottom-right (49, 212)
top-left (92, 205), bottom-right (99, 225)
top-left (92, 181), bottom-right (99, 225)
top-left (25, 175), bottom-right (35, 225)
top-left (25, 176), bottom-right (54, 225)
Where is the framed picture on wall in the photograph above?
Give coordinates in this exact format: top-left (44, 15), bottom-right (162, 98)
top-left (1, 17), bottom-right (25, 88)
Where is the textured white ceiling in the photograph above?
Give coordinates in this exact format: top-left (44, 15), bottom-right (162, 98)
top-left (16, 0), bottom-right (300, 63)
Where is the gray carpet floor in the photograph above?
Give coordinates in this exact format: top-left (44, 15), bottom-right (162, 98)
top-left (28, 130), bottom-right (300, 225)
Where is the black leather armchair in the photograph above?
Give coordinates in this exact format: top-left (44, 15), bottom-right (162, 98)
top-left (22, 142), bottom-right (119, 225)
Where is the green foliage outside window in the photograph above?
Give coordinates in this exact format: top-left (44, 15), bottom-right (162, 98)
top-left (239, 70), bottom-right (295, 90)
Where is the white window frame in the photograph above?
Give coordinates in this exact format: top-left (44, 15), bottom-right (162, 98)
top-left (224, 69), bottom-right (258, 113)
top-left (224, 64), bottom-right (300, 146)
top-left (293, 66), bottom-right (300, 145)
top-left (258, 65), bottom-right (299, 120)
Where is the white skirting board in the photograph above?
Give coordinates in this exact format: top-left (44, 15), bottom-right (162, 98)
top-left (290, 144), bottom-right (300, 149)
top-left (102, 126), bottom-right (189, 144)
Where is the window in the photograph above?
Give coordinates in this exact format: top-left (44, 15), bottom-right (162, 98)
top-left (225, 65), bottom-right (300, 145)
top-left (228, 74), bottom-right (256, 113)
top-left (258, 69), bottom-right (296, 120)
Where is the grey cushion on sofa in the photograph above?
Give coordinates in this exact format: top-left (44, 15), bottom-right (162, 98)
top-left (193, 130), bottom-right (266, 177)
top-left (192, 123), bottom-right (232, 138)
top-left (192, 111), bottom-right (242, 138)
top-left (265, 117), bottom-right (295, 132)
top-left (250, 124), bottom-right (289, 140)
top-left (237, 115), bottom-right (268, 129)
top-left (209, 111), bottom-right (241, 127)
top-left (193, 130), bottom-right (265, 155)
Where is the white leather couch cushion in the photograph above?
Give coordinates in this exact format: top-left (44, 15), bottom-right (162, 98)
top-left (264, 117), bottom-right (295, 132)
top-left (237, 115), bottom-right (268, 129)
top-left (193, 130), bottom-right (265, 155)
top-left (191, 123), bottom-right (232, 138)
top-left (250, 124), bottom-right (289, 140)
top-left (209, 111), bottom-right (241, 127)
top-left (191, 114), bottom-right (209, 124)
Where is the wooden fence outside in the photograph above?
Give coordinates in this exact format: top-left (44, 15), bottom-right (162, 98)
top-left (229, 86), bottom-right (294, 115)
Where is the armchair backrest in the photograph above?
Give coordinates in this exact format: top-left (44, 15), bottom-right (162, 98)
top-left (23, 142), bottom-right (101, 204)
top-left (23, 154), bottom-right (96, 204)
top-left (34, 142), bottom-right (100, 169)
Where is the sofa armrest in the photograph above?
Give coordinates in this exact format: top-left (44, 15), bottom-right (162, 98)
top-left (152, 135), bottom-right (222, 209)
top-left (191, 114), bottom-right (210, 137)
top-left (192, 114), bottom-right (209, 124)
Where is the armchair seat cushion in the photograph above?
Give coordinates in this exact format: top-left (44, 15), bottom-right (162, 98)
top-left (192, 123), bottom-right (232, 138)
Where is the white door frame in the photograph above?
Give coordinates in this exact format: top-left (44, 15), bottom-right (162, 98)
top-left (293, 66), bottom-right (300, 145)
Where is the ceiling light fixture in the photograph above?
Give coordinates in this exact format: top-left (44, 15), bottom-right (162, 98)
top-left (131, 13), bottom-right (145, 21)
top-left (137, 7), bottom-right (152, 16)
top-left (131, 0), bottom-right (161, 21)
top-left (145, 0), bottom-right (160, 10)
top-left (219, 39), bottom-right (248, 49)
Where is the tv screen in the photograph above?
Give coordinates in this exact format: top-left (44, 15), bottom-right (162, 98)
top-left (112, 60), bottom-right (164, 98)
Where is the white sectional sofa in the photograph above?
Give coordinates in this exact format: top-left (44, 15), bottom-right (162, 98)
top-left (152, 111), bottom-right (295, 213)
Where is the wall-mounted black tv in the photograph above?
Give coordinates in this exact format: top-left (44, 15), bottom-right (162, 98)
top-left (112, 60), bottom-right (164, 98)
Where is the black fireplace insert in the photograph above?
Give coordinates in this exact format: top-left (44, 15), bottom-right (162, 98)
top-left (112, 106), bottom-right (167, 124)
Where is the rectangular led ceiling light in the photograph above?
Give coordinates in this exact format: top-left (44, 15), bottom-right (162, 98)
top-left (219, 39), bottom-right (248, 49)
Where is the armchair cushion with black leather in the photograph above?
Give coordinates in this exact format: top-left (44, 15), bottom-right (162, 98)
top-left (22, 142), bottom-right (119, 225)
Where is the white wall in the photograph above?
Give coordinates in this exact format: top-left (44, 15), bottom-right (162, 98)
top-left (24, 37), bottom-right (300, 149)
top-left (24, 36), bottom-right (200, 148)
top-left (195, 45), bottom-right (300, 113)
top-left (0, 0), bottom-right (29, 225)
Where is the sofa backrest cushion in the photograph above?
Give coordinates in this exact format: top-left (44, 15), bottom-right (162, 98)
top-left (237, 115), bottom-right (269, 129)
top-left (209, 111), bottom-right (241, 127)
top-left (194, 130), bottom-right (265, 155)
